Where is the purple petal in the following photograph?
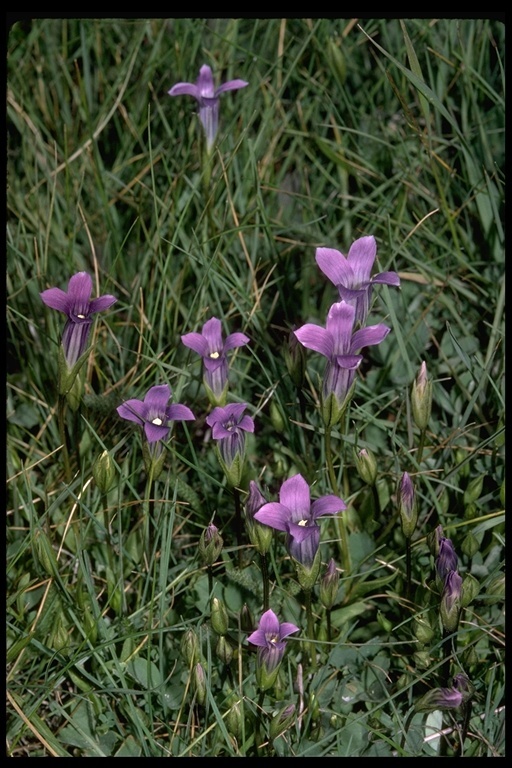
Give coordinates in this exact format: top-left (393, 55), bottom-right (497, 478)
top-left (372, 270), bottom-right (401, 287)
top-left (254, 502), bottom-right (290, 532)
top-left (167, 403), bottom-right (195, 422)
top-left (181, 332), bottom-right (209, 357)
top-left (287, 521), bottom-right (318, 543)
top-left (40, 287), bottom-right (71, 313)
top-left (202, 317), bottom-right (224, 350)
top-left (315, 247), bottom-right (353, 287)
top-left (238, 414), bottom-right (255, 433)
top-left (333, 354), bottom-right (363, 371)
top-left (168, 82), bottom-right (200, 98)
top-left (279, 621), bottom-right (300, 640)
top-left (258, 609), bottom-right (280, 635)
top-left (278, 474), bottom-right (310, 517)
top-left (351, 324), bottom-right (390, 352)
top-left (325, 301), bottom-right (356, 355)
top-left (226, 402), bottom-right (250, 422)
top-left (215, 79), bottom-right (249, 95)
top-left (246, 627), bottom-right (267, 647)
top-left (117, 399), bottom-right (146, 425)
top-left (196, 64), bottom-right (215, 99)
top-left (144, 384), bottom-right (171, 411)
top-left (67, 272), bottom-right (92, 304)
top-left (311, 494), bottom-right (346, 519)
top-left (294, 324), bottom-right (333, 358)
top-left (346, 236), bottom-right (377, 284)
top-left (144, 421), bottom-right (170, 443)
top-left (89, 294), bottom-right (117, 313)
top-left (223, 331), bottom-right (250, 351)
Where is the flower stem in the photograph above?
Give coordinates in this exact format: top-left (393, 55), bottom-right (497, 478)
top-left (405, 536), bottom-right (412, 601)
top-left (304, 588), bottom-right (317, 670)
top-left (325, 427), bottom-right (351, 577)
top-left (259, 553), bottom-right (270, 612)
top-left (233, 486), bottom-right (243, 568)
top-left (57, 395), bottom-right (72, 483)
top-left (417, 428), bottom-right (426, 465)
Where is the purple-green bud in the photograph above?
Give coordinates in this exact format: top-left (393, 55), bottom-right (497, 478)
top-left (142, 439), bottom-right (166, 481)
top-left (415, 686), bottom-right (463, 713)
top-left (199, 523), bottom-right (223, 567)
top-left (319, 558), bottom-right (339, 610)
top-left (240, 603), bottom-right (254, 633)
top-left (192, 662), bottom-right (207, 706)
top-left (435, 537), bottom-right (458, 589)
top-left (180, 628), bottom-right (199, 667)
top-left (452, 672), bottom-right (474, 702)
top-left (411, 360), bottom-right (432, 431)
top-left (92, 449), bottom-right (117, 494)
top-left (244, 481), bottom-right (273, 555)
top-left (461, 572), bottom-right (480, 607)
top-left (216, 634), bottom-right (234, 665)
top-left (398, 471), bottom-right (418, 539)
top-left (269, 703), bottom-right (296, 741)
top-left (440, 570), bottom-right (462, 633)
top-left (354, 447), bottom-right (378, 486)
top-left (427, 524), bottom-right (445, 558)
top-left (210, 596), bottom-right (229, 636)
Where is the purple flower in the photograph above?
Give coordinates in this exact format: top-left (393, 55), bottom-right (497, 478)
top-left (415, 686), bottom-right (463, 713)
top-left (436, 537), bottom-right (458, 583)
top-left (315, 236), bottom-right (400, 327)
top-left (247, 609), bottom-right (299, 678)
top-left (206, 403), bottom-right (254, 486)
top-left (40, 271), bottom-right (117, 368)
top-left (117, 384), bottom-right (195, 443)
top-left (168, 64), bottom-right (248, 151)
top-left (254, 473), bottom-right (345, 567)
top-left (440, 569), bottom-right (463, 633)
top-left (398, 471), bottom-right (418, 539)
top-left (294, 300), bottom-right (390, 426)
top-left (181, 317), bottom-right (249, 406)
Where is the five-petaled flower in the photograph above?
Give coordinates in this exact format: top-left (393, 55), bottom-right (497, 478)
top-left (315, 235), bottom-right (400, 327)
top-left (40, 271), bottom-right (117, 369)
top-left (117, 384), bottom-right (195, 443)
top-left (294, 300), bottom-right (390, 427)
top-left (247, 608), bottom-right (299, 690)
top-left (254, 473), bottom-right (345, 568)
top-left (168, 64), bottom-right (248, 151)
top-left (181, 316), bottom-right (249, 406)
top-left (206, 402), bottom-right (254, 486)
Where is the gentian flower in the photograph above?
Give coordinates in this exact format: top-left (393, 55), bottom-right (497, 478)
top-left (415, 686), bottom-right (463, 713)
top-left (315, 235), bottom-right (400, 327)
top-left (247, 608), bottom-right (299, 691)
top-left (40, 271), bottom-right (117, 370)
top-left (206, 402), bottom-right (254, 487)
top-left (117, 384), bottom-right (195, 443)
top-left (294, 300), bottom-right (390, 427)
top-left (436, 537), bottom-right (458, 585)
top-left (254, 473), bottom-right (345, 584)
top-left (168, 64), bottom-right (248, 151)
top-left (181, 317), bottom-right (249, 406)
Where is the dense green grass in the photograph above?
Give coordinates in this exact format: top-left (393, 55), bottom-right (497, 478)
top-left (7, 17), bottom-right (505, 757)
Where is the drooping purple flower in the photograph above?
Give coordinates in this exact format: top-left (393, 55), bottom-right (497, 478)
top-left (415, 686), bottom-right (463, 713)
top-left (254, 473), bottom-right (345, 568)
top-left (294, 300), bottom-right (390, 426)
top-left (181, 317), bottom-right (249, 406)
top-left (315, 235), bottom-right (400, 327)
top-left (40, 271), bottom-right (117, 368)
top-left (206, 402), bottom-right (254, 486)
top-left (117, 384), bottom-right (195, 443)
top-left (247, 609), bottom-right (299, 678)
top-left (168, 64), bottom-right (248, 151)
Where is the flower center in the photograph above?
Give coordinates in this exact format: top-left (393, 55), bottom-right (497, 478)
top-left (76, 314), bottom-right (86, 319)
top-left (151, 417), bottom-right (163, 426)
top-left (209, 351), bottom-right (220, 359)
top-left (267, 633), bottom-right (279, 645)
top-left (298, 519), bottom-right (309, 527)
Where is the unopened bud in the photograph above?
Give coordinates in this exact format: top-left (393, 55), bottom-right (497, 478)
top-left (440, 570), bottom-right (462, 633)
top-left (461, 573), bottom-right (480, 608)
top-left (413, 616), bottom-right (435, 645)
top-left (210, 596), bottom-right (229, 636)
top-left (192, 662), bottom-right (207, 706)
top-left (398, 471), bottom-right (418, 539)
top-left (180, 629), bottom-right (199, 667)
top-left (199, 523), bottom-right (223, 567)
top-left (415, 686), bottom-right (463, 713)
top-left (411, 361), bottom-right (432, 431)
top-left (319, 558), bottom-right (339, 610)
top-left (464, 475), bottom-right (484, 506)
top-left (285, 329), bottom-right (306, 388)
top-left (216, 634), bottom-right (234, 665)
top-left (427, 524), bottom-right (445, 558)
top-left (270, 400), bottom-right (286, 433)
top-left (354, 447), bottom-right (377, 486)
top-left (269, 703), bottom-right (296, 741)
top-left (240, 603), bottom-right (254, 633)
top-left (461, 531), bottom-right (480, 559)
top-left (92, 450), bottom-right (117, 494)
top-left (225, 699), bottom-right (243, 739)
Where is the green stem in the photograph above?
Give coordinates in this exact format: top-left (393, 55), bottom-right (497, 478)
top-left (417, 428), bottom-right (426, 465)
top-left (233, 487), bottom-right (243, 568)
top-left (304, 588), bottom-right (317, 670)
top-left (405, 537), bottom-right (412, 601)
top-left (325, 427), bottom-right (351, 577)
top-left (260, 553), bottom-right (270, 613)
top-left (57, 395), bottom-right (72, 483)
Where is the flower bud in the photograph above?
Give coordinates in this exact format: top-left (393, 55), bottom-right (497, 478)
top-left (92, 450), bottom-right (117, 494)
top-left (210, 596), bottom-right (229, 636)
top-left (244, 481), bottom-right (273, 555)
top-left (452, 673), bottom-right (474, 702)
top-left (461, 573), bottom-right (480, 608)
top-left (269, 703), bottom-right (296, 741)
top-left (413, 616), bottom-right (435, 645)
top-left (354, 447), bottom-right (377, 486)
top-left (199, 523), bottom-right (223, 567)
top-left (398, 471), bottom-right (418, 539)
top-left (464, 475), bottom-right (484, 505)
top-left (411, 360), bottom-right (432, 431)
top-left (427, 524), bottom-right (445, 558)
top-left (192, 662), bottom-right (207, 706)
top-left (216, 634), bottom-right (234, 665)
top-left (270, 400), bottom-right (286, 433)
top-left (225, 699), bottom-right (243, 739)
top-left (319, 558), bottom-right (339, 610)
top-left (180, 629), bottom-right (199, 667)
top-left (294, 548), bottom-right (322, 592)
top-left (461, 530), bottom-right (480, 559)
top-left (33, 529), bottom-right (59, 578)
top-left (284, 329), bottom-right (306, 389)
top-left (239, 603), bottom-right (254, 633)
top-left (415, 686), bottom-right (463, 713)
top-left (440, 570), bottom-right (462, 633)
top-left (435, 537), bottom-right (458, 589)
